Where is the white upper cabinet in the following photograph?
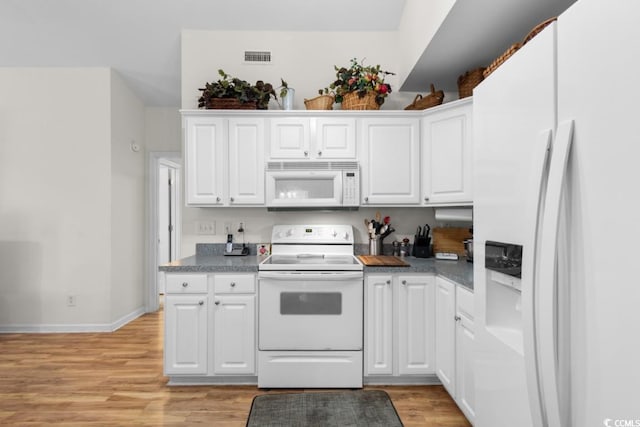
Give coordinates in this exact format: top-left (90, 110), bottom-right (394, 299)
top-left (268, 117), bottom-right (311, 159)
top-left (183, 114), bottom-right (265, 206)
top-left (359, 117), bottom-right (421, 205)
top-left (184, 116), bottom-right (226, 206)
top-left (228, 118), bottom-right (265, 205)
top-left (268, 117), bottom-right (356, 160)
top-left (315, 117), bottom-right (357, 159)
top-left (422, 99), bottom-right (473, 205)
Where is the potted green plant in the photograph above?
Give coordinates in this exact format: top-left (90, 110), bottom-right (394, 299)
top-left (198, 70), bottom-right (277, 110)
top-left (319, 58), bottom-right (394, 110)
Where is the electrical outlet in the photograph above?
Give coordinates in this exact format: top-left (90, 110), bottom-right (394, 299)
top-left (196, 221), bottom-right (216, 235)
top-left (67, 295), bottom-right (76, 307)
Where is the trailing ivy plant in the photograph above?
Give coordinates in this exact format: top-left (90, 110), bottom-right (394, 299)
top-left (198, 69), bottom-right (277, 109)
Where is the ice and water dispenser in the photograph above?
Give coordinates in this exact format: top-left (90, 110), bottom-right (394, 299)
top-left (484, 241), bottom-right (525, 354)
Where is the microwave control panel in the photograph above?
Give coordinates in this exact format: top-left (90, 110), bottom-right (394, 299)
top-left (342, 170), bottom-right (360, 206)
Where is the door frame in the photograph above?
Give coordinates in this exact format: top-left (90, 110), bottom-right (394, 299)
top-left (147, 151), bottom-right (182, 312)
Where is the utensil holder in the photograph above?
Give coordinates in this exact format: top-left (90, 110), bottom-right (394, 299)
top-left (369, 236), bottom-right (382, 255)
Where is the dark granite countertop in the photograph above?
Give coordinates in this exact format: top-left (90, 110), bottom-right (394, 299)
top-left (160, 253), bottom-right (473, 290)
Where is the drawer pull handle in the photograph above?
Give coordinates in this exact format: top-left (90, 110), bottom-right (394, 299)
top-left (386, 280), bottom-right (391, 285)
top-left (402, 280), bottom-right (407, 286)
top-left (199, 300), bottom-right (204, 306)
top-left (214, 301), bottom-right (220, 305)
top-left (182, 282), bottom-right (188, 288)
top-left (230, 282), bottom-right (236, 287)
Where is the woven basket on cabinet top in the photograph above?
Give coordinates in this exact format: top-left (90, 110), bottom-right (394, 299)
top-left (404, 84), bottom-right (444, 110)
top-left (304, 94), bottom-right (334, 110)
top-left (341, 91), bottom-right (380, 110)
top-left (457, 68), bottom-right (486, 98)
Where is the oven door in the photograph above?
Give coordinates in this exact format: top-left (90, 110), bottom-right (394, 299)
top-left (258, 271), bottom-right (363, 350)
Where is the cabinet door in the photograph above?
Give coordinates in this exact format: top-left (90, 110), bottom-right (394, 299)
top-left (435, 277), bottom-right (456, 395)
top-left (213, 294), bottom-right (256, 375)
top-left (422, 100), bottom-right (473, 205)
top-left (456, 286), bottom-right (476, 423)
top-left (184, 116), bottom-right (225, 205)
top-left (315, 117), bottom-right (356, 159)
top-left (228, 118), bottom-right (265, 205)
top-left (360, 118), bottom-right (420, 205)
top-left (269, 117), bottom-right (311, 159)
top-left (365, 275), bottom-right (393, 375)
top-left (397, 275), bottom-right (435, 375)
top-left (164, 295), bottom-right (208, 375)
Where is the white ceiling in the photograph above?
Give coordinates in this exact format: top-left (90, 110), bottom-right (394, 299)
top-left (0, 0), bottom-right (405, 107)
top-left (1, 0), bottom-right (576, 107)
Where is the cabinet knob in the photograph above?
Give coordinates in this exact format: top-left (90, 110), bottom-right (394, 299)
top-left (182, 282), bottom-right (188, 288)
top-left (424, 197), bottom-right (429, 202)
top-left (214, 301), bottom-right (220, 305)
top-left (454, 315), bottom-right (461, 321)
top-left (230, 197), bottom-right (234, 203)
top-left (317, 151), bottom-right (322, 156)
top-left (386, 280), bottom-right (391, 285)
top-left (216, 196), bottom-right (221, 202)
top-left (230, 282), bottom-right (236, 287)
top-left (199, 300), bottom-right (204, 306)
top-left (304, 151), bottom-right (309, 157)
top-left (364, 197), bottom-right (369, 203)
top-left (402, 280), bottom-right (407, 286)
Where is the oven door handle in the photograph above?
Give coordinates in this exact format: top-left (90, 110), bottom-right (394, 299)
top-left (258, 271), bottom-right (363, 281)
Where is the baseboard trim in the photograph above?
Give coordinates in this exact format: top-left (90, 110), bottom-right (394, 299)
top-left (0, 306), bottom-right (146, 333)
top-left (167, 376), bottom-right (259, 386)
top-left (364, 374), bottom-right (441, 385)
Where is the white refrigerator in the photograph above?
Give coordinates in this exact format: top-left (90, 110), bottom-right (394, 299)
top-left (473, 0), bottom-right (640, 426)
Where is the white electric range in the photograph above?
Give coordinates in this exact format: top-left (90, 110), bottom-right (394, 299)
top-left (257, 225), bottom-right (364, 388)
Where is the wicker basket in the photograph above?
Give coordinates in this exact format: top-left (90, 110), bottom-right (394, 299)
top-left (458, 68), bottom-right (486, 99)
top-left (483, 43), bottom-right (522, 78)
top-left (205, 98), bottom-right (257, 110)
top-left (404, 84), bottom-right (444, 110)
top-left (341, 91), bottom-right (380, 110)
top-left (522, 17), bottom-right (557, 45)
top-left (304, 94), bottom-right (334, 110)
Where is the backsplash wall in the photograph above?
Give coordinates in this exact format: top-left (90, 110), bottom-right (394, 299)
top-left (180, 206), bottom-right (440, 257)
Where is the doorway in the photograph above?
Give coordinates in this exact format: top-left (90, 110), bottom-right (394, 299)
top-left (147, 152), bottom-right (182, 312)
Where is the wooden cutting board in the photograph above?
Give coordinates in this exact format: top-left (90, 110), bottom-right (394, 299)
top-left (432, 227), bottom-right (472, 256)
top-left (357, 255), bottom-right (410, 267)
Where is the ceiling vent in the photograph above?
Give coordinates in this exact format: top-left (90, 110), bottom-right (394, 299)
top-left (244, 50), bottom-right (272, 64)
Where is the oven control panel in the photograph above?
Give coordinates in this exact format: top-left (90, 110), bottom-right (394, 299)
top-left (271, 225), bottom-right (353, 244)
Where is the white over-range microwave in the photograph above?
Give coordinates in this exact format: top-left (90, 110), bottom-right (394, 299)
top-left (265, 161), bottom-right (360, 209)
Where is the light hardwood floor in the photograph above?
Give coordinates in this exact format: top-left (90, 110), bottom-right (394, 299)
top-left (0, 307), bottom-right (471, 426)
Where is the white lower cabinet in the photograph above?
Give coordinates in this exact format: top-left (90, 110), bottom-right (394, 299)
top-left (163, 272), bottom-right (256, 381)
top-left (164, 293), bottom-right (208, 375)
top-left (365, 274), bottom-right (435, 377)
top-left (435, 276), bottom-right (476, 424)
top-left (212, 291), bottom-right (256, 375)
top-left (455, 285), bottom-right (476, 424)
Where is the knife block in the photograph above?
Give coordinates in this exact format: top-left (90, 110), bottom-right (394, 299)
top-left (412, 234), bottom-right (432, 258)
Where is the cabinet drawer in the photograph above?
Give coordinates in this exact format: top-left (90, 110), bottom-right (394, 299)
top-left (214, 274), bottom-right (255, 293)
top-left (165, 274), bottom-right (208, 294)
top-left (456, 285), bottom-right (474, 320)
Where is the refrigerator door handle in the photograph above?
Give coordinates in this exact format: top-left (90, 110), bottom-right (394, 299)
top-left (538, 119), bottom-right (574, 427)
top-left (524, 129), bottom-right (553, 427)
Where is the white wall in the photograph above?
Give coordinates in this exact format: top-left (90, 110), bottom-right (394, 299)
top-left (109, 70), bottom-right (146, 323)
top-left (181, 30), bottom-right (418, 111)
top-left (397, 0), bottom-right (456, 86)
top-left (0, 68), bottom-right (113, 329)
top-left (0, 67), bottom-right (148, 331)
